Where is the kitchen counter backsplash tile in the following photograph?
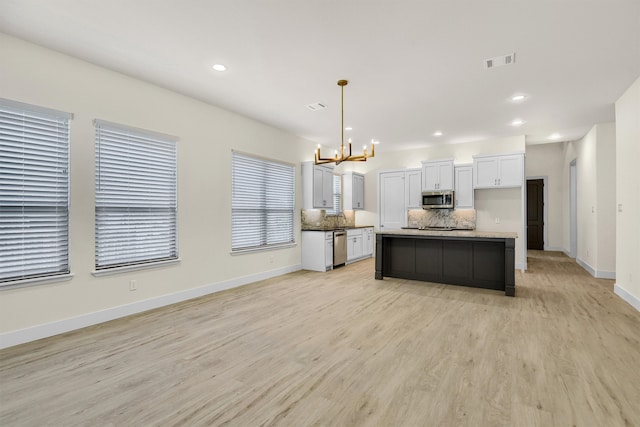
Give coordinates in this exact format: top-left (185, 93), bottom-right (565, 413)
top-left (407, 209), bottom-right (476, 230)
top-left (302, 209), bottom-right (355, 229)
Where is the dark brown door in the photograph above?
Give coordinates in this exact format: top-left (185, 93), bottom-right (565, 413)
top-left (527, 179), bottom-right (544, 250)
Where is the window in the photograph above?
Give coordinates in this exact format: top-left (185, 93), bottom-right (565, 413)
top-left (95, 120), bottom-right (178, 271)
top-left (232, 151), bottom-right (295, 252)
top-left (0, 98), bottom-right (71, 285)
top-left (326, 174), bottom-right (342, 215)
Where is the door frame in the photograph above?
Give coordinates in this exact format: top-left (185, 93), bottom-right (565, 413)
top-left (526, 176), bottom-right (548, 250)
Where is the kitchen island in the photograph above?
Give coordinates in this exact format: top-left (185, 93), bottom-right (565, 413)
top-left (375, 229), bottom-right (517, 296)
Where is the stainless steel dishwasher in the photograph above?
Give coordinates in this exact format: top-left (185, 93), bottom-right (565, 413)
top-left (333, 230), bottom-right (347, 267)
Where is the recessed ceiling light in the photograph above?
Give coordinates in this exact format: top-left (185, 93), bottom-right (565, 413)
top-left (511, 94), bottom-right (527, 102)
top-left (345, 127), bottom-right (353, 131)
top-left (212, 64), bottom-right (227, 72)
top-left (511, 119), bottom-right (525, 126)
top-left (433, 131), bottom-right (443, 137)
top-left (548, 133), bottom-right (561, 140)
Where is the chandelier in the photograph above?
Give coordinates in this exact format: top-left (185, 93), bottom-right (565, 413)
top-left (314, 80), bottom-right (376, 165)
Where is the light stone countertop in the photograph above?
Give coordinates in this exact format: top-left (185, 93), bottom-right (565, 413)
top-left (378, 229), bottom-right (518, 239)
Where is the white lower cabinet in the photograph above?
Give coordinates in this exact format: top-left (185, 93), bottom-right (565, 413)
top-left (302, 231), bottom-right (333, 272)
top-left (347, 227), bottom-right (374, 263)
top-left (364, 228), bottom-right (374, 257)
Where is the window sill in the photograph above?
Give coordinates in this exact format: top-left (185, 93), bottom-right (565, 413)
top-left (1, 273), bottom-right (75, 291)
top-left (230, 242), bottom-right (296, 256)
top-left (92, 258), bottom-right (181, 277)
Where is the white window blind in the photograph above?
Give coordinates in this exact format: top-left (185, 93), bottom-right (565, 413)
top-left (95, 120), bottom-right (177, 270)
top-left (232, 151), bottom-right (295, 252)
top-left (326, 174), bottom-right (342, 215)
top-left (0, 98), bottom-right (71, 285)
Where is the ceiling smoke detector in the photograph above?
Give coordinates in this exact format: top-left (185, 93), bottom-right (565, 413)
top-left (484, 53), bottom-right (516, 69)
top-left (306, 102), bottom-right (327, 111)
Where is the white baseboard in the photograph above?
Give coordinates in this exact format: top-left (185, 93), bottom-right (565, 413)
top-left (544, 246), bottom-right (565, 252)
top-left (576, 257), bottom-right (596, 276)
top-left (0, 264), bottom-right (302, 350)
top-left (614, 284), bottom-right (640, 312)
top-left (575, 257), bottom-right (616, 279)
top-left (595, 270), bottom-right (616, 280)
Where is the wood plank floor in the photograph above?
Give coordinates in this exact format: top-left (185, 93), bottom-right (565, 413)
top-left (1, 251), bottom-right (639, 426)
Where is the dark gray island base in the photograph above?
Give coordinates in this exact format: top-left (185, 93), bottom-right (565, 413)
top-left (375, 230), bottom-right (517, 296)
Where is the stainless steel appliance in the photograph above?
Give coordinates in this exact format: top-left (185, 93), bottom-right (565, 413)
top-left (421, 190), bottom-right (454, 209)
top-left (333, 230), bottom-right (347, 267)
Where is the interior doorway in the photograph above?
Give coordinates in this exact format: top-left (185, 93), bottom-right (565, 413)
top-left (527, 179), bottom-right (544, 250)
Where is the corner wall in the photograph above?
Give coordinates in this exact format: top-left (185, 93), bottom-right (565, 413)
top-left (561, 123), bottom-right (616, 278)
top-left (614, 76), bottom-right (640, 310)
top-left (0, 34), bottom-right (316, 346)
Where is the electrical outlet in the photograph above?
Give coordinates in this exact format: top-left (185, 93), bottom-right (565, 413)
top-left (129, 280), bottom-right (137, 291)
top-left (494, 217), bottom-right (500, 224)
top-left (618, 204), bottom-right (623, 212)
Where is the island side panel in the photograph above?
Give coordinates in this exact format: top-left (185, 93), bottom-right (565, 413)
top-left (375, 233), bottom-right (383, 280)
top-left (504, 238), bottom-right (516, 296)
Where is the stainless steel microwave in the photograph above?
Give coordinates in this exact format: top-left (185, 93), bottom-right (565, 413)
top-left (422, 190), bottom-right (454, 209)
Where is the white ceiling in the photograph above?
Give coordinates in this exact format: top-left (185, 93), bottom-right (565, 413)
top-left (1, 1), bottom-right (639, 152)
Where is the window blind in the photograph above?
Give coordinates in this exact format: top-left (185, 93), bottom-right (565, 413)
top-left (232, 152), bottom-right (295, 251)
top-left (0, 98), bottom-right (71, 284)
top-left (95, 120), bottom-right (177, 269)
top-left (328, 174), bottom-right (342, 215)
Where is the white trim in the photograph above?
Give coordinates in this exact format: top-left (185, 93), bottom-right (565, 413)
top-left (0, 264), bottom-right (302, 350)
top-left (515, 262), bottom-right (525, 271)
top-left (576, 257), bottom-right (596, 277)
top-left (596, 270), bottom-right (616, 280)
top-left (545, 246), bottom-right (565, 252)
top-left (230, 242), bottom-right (297, 256)
top-left (92, 259), bottom-right (181, 277)
top-left (575, 257), bottom-right (616, 279)
top-left (614, 284), bottom-right (640, 312)
top-left (526, 176), bottom-right (548, 252)
top-left (0, 97), bottom-right (73, 120)
top-left (0, 273), bottom-right (74, 291)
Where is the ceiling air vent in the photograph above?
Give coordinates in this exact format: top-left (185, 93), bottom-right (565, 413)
top-left (306, 102), bottom-right (327, 111)
top-left (484, 52), bottom-right (516, 70)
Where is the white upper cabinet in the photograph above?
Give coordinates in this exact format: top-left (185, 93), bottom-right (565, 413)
top-left (405, 168), bottom-right (422, 209)
top-left (454, 164), bottom-right (474, 209)
top-left (344, 172), bottom-right (365, 210)
top-left (302, 162), bottom-right (334, 209)
top-left (473, 154), bottom-right (524, 188)
top-left (422, 160), bottom-right (454, 191)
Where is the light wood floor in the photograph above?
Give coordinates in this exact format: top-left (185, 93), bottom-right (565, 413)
top-left (1, 252), bottom-right (639, 426)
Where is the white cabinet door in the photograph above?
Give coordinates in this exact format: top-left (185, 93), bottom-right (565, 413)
top-left (422, 163), bottom-right (439, 191)
top-left (473, 157), bottom-right (499, 188)
top-left (422, 160), bottom-right (454, 191)
top-left (473, 154), bottom-right (523, 188)
top-left (311, 166), bottom-right (334, 208)
top-left (344, 172), bottom-right (365, 210)
top-left (364, 228), bottom-right (374, 256)
top-left (379, 171), bottom-right (406, 230)
top-left (454, 165), bottom-right (474, 208)
top-left (438, 162), bottom-right (454, 190)
top-left (347, 229), bottom-right (363, 261)
top-left (497, 155), bottom-right (523, 187)
top-left (354, 174), bottom-right (365, 209)
top-left (405, 169), bottom-right (422, 209)
top-left (325, 232), bottom-right (333, 269)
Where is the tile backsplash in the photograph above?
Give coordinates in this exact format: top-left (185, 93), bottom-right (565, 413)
top-left (302, 209), bottom-right (355, 229)
top-left (407, 209), bottom-right (476, 229)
